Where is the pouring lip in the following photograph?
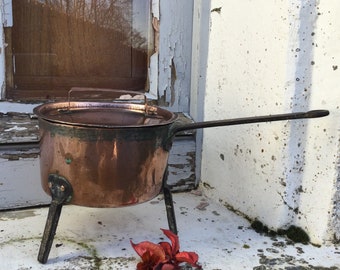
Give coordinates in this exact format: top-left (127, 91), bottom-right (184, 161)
top-left (33, 101), bottom-right (178, 129)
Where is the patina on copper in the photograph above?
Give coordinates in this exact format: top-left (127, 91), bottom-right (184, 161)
top-left (34, 96), bottom-right (329, 208)
top-left (35, 101), bottom-right (176, 207)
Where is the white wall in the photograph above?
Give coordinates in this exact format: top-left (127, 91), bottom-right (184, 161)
top-left (200, 0), bottom-right (340, 245)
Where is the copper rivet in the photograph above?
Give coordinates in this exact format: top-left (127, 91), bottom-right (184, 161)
top-left (60, 185), bottom-right (65, 192)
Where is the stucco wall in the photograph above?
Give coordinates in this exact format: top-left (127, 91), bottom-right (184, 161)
top-left (200, 0), bottom-right (340, 244)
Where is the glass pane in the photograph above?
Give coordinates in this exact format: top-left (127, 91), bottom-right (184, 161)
top-left (6, 0), bottom-right (151, 100)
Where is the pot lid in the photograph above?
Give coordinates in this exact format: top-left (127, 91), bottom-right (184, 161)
top-left (33, 101), bottom-right (177, 128)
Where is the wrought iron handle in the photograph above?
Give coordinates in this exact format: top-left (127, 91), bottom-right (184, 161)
top-left (172, 110), bottom-right (330, 134)
top-left (163, 109), bottom-right (330, 151)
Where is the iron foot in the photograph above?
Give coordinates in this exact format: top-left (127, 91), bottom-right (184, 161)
top-left (37, 174), bottom-right (73, 264)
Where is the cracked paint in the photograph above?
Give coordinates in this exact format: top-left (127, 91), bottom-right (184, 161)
top-left (158, 0), bottom-right (193, 112)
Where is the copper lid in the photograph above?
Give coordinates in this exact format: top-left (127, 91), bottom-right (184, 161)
top-left (33, 101), bottom-right (176, 128)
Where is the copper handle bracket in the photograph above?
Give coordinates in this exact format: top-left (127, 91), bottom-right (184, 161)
top-left (37, 174), bottom-right (73, 264)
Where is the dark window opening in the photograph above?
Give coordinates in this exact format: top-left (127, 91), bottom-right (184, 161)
top-left (5, 0), bottom-right (151, 101)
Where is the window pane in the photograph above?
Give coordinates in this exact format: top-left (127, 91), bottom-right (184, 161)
top-left (5, 0), bottom-right (150, 100)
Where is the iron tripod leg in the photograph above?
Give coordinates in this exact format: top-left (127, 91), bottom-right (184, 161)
top-left (38, 171), bottom-right (177, 263)
top-left (162, 167), bottom-right (178, 235)
top-left (37, 174), bottom-right (73, 264)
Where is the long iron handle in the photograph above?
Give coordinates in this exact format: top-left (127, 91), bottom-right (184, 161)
top-left (172, 110), bottom-right (329, 134)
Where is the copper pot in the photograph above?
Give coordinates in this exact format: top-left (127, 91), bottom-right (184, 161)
top-left (33, 90), bottom-right (329, 207)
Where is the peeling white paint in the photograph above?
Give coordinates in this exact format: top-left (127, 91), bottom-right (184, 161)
top-left (147, 1), bottom-right (159, 100)
top-left (0, 158), bottom-right (49, 210)
top-left (151, 0), bottom-right (159, 20)
top-left (2, 0), bottom-right (12, 27)
top-left (147, 52), bottom-right (159, 99)
top-left (158, 0), bottom-right (193, 112)
top-left (5, 121), bottom-right (30, 125)
top-left (4, 125), bottom-right (27, 132)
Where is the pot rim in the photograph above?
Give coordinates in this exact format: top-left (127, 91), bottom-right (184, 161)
top-left (33, 101), bottom-right (178, 129)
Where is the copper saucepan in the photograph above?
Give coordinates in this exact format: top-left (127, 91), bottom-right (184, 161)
top-left (33, 89), bottom-right (329, 207)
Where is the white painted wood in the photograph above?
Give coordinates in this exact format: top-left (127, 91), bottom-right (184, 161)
top-left (147, 0), bottom-right (159, 100)
top-left (158, 0), bottom-right (194, 113)
top-left (2, 0), bottom-right (12, 27)
top-left (151, 0), bottom-right (159, 19)
top-left (190, 0), bottom-right (209, 122)
top-left (167, 137), bottom-right (196, 190)
top-left (0, 1), bottom-right (6, 99)
top-left (190, 0), bottom-right (211, 186)
top-left (0, 158), bottom-right (50, 210)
